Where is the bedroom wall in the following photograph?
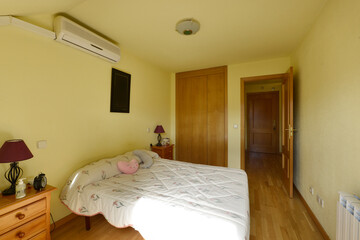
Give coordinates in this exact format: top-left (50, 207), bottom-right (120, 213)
top-left (0, 25), bottom-right (171, 221)
top-left (227, 57), bottom-right (291, 168)
top-left (291, 0), bottom-right (360, 238)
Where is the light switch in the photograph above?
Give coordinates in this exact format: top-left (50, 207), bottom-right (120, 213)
top-left (37, 140), bottom-right (47, 149)
top-left (147, 128), bottom-right (150, 133)
top-left (233, 124), bottom-right (238, 129)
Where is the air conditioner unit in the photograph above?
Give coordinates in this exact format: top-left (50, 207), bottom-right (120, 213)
top-left (54, 16), bottom-right (120, 63)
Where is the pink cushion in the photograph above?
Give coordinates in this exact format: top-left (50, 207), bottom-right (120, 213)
top-left (117, 159), bottom-right (139, 174)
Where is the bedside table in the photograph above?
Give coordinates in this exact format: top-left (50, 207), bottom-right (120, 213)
top-left (151, 144), bottom-right (174, 160)
top-left (0, 185), bottom-right (56, 240)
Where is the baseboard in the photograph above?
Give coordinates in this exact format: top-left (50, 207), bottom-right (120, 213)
top-left (293, 185), bottom-right (330, 240)
top-left (51, 213), bottom-right (78, 230)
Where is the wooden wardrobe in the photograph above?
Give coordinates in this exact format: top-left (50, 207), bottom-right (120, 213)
top-left (176, 66), bottom-right (227, 167)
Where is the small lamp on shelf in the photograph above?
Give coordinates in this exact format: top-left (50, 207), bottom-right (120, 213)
top-left (154, 125), bottom-right (165, 146)
top-left (0, 139), bottom-right (33, 195)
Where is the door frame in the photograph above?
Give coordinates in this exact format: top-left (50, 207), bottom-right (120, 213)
top-left (240, 73), bottom-right (286, 170)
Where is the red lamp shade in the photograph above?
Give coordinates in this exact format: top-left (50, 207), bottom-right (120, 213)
top-left (0, 139), bottom-right (33, 163)
top-left (154, 125), bottom-right (165, 134)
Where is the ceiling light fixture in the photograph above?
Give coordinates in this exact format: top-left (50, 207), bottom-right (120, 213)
top-left (175, 18), bottom-right (200, 36)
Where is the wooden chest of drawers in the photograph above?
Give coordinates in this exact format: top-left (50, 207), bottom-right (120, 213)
top-left (151, 144), bottom-right (174, 160)
top-left (0, 185), bottom-right (56, 240)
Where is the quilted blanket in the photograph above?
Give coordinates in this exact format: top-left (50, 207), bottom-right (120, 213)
top-left (61, 156), bottom-right (249, 240)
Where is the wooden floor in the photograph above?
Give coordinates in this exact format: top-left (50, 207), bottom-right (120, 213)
top-left (247, 152), bottom-right (323, 240)
top-left (51, 214), bottom-right (144, 240)
top-left (52, 152), bottom-right (324, 240)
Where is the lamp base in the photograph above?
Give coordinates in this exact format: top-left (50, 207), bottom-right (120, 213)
top-left (156, 133), bottom-right (163, 146)
top-left (2, 185), bottom-right (16, 195)
top-left (2, 162), bottom-right (23, 196)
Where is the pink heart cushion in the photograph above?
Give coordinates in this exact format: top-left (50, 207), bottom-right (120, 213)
top-left (117, 159), bottom-right (139, 174)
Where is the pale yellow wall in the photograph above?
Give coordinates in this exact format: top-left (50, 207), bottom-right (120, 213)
top-left (227, 58), bottom-right (291, 168)
top-left (0, 25), bottom-right (171, 222)
top-left (291, 0), bottom-right (360, 238)
top-left (244, 82), bottom-right (282, 151)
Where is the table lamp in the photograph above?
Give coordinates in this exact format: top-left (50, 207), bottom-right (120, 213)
top-left (154, 125), bottom-right (165, 146)
top-left (0, 139), bottom-right (33, 195)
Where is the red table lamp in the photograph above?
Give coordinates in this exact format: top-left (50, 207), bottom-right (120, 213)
top-left (154, 125), bottom-right (165, 146)
top-left (0, 139), bottom-right (33, 195)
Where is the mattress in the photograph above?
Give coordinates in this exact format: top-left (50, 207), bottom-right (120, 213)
top-left (61, 155), bottom-right (249, 240)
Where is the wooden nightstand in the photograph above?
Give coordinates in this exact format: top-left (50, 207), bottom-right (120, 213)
top-left (151, 144), bottom-right (174, 160)
top-left (0, 185), bottom-right (56, 240)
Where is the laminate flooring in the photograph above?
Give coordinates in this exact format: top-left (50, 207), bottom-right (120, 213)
top-left (247, 152), bottom-right (324, 240)
top-left (51, 152), bottom-right (324, 240)
top-left (51, 214), bottom-right (144, 240)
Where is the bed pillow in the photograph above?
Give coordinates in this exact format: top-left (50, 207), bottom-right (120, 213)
top-left (134, 150), bottom-right (154, 168)
top-left (60, 154), bottom-right (124, 202)
top-left (122, 152), bottom-right (142, 163)
top-left (124, 149), bottom-right (160, 160)
top-left (117, 159), bottom-right (139, 174)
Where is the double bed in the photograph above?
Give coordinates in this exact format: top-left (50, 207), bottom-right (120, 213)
top-left (60, 150), bottom-right (250, 240)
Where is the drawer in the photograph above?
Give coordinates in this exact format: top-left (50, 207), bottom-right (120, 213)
top-left (0, 214), bottom-right (46, 240)
top-left (0, 199), bottom-right (46, 232)
top-left (29, 231), bottom-right (46, 240)
top-left (164, 148), bottom-right (173, 159)
top-left (164, 147), bottom-right (173, 155)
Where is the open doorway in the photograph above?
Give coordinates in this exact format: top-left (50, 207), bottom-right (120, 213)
top-left (240, 74), bottom-right (284, 170)
top-left (240, 67), bottom-right (294, 198)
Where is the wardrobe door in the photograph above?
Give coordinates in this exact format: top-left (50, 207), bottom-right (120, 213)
top-left (176, 75), bottom-right (208, 165)
top-left (176, 66), bottom-right (227, 166)
top-left (207, 73), bottom-right (227, 166)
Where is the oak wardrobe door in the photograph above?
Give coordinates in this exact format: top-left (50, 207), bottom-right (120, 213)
top-left (176, 75), bottom-right (208, 165)
top-left (176, 66), bottom-right (227, 167)
top-left (207, 73), bottom-right (227, 166)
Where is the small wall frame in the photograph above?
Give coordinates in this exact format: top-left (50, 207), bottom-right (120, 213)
top-left (110, 68), bottom-right (131, 113)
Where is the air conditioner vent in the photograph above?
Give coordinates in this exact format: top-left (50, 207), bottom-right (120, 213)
top-left (54, 16), bottom-right (120, 63)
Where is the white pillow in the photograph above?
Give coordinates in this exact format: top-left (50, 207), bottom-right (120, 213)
top-left (60, 154), bottom-right (122, 202)
top-left (124, 149), bottom-right (160, 159)
top-left (134, 150), bottom-right (153, 168)
top-left (122, 151), bottom-right (142, 163)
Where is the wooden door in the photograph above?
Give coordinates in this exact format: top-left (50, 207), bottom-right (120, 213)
top-left (176, 75), bottom-right (208, 165)
top-left (176, 66), bottom-right (227, 166)
top-left (282, 67), bottom-right (294, 198)
top-left (207, 73), bottom-right (227, 166)
top-left (247, 91), bottom-right (279, 154)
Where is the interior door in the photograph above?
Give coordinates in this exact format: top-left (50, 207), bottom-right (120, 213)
top-left (247, 91), bottom-right (279, 153)
top-left (282, 67), bottom-right (294, 198)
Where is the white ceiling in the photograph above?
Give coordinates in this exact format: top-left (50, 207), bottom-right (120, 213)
top-left (1, 0), bottom-right (328, 72)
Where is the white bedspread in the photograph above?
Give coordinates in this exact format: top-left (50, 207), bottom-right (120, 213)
top-left (61, 158), bottom-right (249, 240)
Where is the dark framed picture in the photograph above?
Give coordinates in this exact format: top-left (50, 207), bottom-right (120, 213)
top-left (110, 68), bottom-right (131, 113)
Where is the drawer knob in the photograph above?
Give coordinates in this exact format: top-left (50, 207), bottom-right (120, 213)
top-left (17, 231), bottom-right (25, 238)
top-left (16, 213), bottom-right (25, 220)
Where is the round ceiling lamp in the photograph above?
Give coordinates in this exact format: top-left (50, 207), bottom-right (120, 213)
top-left (176, 18), bottom-right (200, 36)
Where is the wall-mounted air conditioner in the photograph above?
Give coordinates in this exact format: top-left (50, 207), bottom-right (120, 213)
top-left (54, 16), bottom-right (120, 63)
